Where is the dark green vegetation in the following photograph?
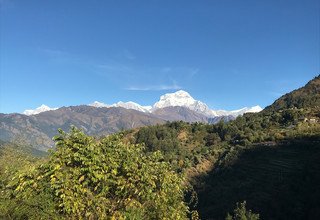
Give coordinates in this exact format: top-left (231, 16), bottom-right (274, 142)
top-left (0, 75), bottom-right (319, 219)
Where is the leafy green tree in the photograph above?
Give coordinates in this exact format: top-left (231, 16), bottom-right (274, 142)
top-left (11, 127), bottom-right (189, 219)
top-left (226, 201), bottom-right (259, 220)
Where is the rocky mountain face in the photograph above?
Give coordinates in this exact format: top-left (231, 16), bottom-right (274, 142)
top-left (0, 90), bottom-right (263, 150)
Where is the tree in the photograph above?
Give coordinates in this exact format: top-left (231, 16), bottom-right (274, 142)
top-left (205, 133), bottom-right (221, 146)
top-left (11, 127), bottom-right (189, 219)
top-left (226, 201), bottom-right (259, 220)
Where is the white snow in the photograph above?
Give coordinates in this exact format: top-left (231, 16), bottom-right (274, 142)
top-left (111, 101), bottom-right (151, 113)
top-left (214, 105), bottom-right (263, 117)
top-left (152, 90), bottom-right (214, 116)
top-left (89, 101), bottom-right (110, 108)
top-left (23, 104), bottom-right (58, 115)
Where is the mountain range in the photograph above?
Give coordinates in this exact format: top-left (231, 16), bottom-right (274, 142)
top-left (1, 90), bottom-right (262, 150)
top-left (23, 90), bottom-right (262, 117)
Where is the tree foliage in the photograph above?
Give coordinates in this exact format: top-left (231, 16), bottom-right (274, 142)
top-left (8, 127), bottom-right (189, 219)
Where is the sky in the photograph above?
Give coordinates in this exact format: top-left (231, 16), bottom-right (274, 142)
top-left (0, 0), bottom-right (319, 113)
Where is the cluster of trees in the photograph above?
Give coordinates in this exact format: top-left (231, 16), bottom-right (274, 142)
top-left (1, 127), bottom-right (191, 219)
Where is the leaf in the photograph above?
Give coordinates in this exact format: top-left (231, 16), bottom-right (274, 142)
top-left (79, 175), bottom-right (85, 183)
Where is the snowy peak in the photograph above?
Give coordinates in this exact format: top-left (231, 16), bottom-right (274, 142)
top-left (214, 105), bottom-right (263, 117)
top-left (112, 101), bottom-right (151, 113)
top-left (23, 104), bottom-right (58, 115)
top-left (152, 90), bottom-right (262, 117)
top-left (152, 90), bottom-right (213, 116)
top-left (153, 90), bottom-right (195, 108)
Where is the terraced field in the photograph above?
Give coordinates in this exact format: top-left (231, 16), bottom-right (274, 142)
top-left (196, 138), bottom-right (320, 220)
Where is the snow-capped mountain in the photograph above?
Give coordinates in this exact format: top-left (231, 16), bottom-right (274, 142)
top-left (23, 90), bottom-right (262, 117)
top-left (151, 90), bottom-right (262, 117)
top-left (152, 90), bottom-right (215, 116)
top-left (23, 104), bottom-right (58, 115)
top-left (112, 101), bottom-right (151, 113)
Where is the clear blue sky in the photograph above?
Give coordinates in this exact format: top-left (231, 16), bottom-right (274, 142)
top-left (0, 0), bottom-right (319, 113)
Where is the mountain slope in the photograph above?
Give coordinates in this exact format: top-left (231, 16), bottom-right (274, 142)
top-left (265, 75), bottom-right (320, 111)
top-left (0, 106), bottom-right (165, 150)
